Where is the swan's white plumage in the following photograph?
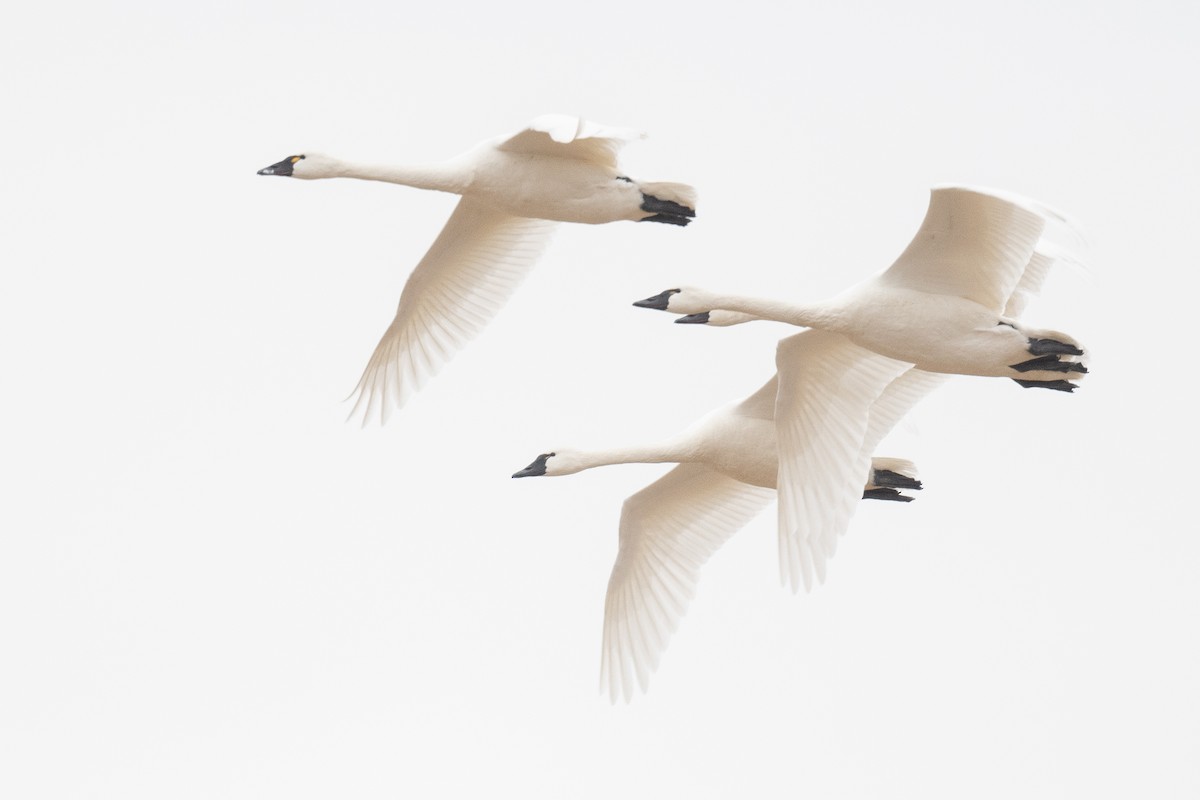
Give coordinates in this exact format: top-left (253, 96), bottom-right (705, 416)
top-left (496, 114), bottom-right (644, 166)
top-left (347, 200), bottom-right (556, 425)
top-left (771, 331), bottom-right (913, 592)
top-left (878, 186), bottom-right (1046, 314)
top-left (602, 464), bottom-right (774, 703)
top-left (263, 115), bottom-right (694, 424)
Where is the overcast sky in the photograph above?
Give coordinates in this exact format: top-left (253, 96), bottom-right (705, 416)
top-left (3, 1), bottom-right (1198, 798)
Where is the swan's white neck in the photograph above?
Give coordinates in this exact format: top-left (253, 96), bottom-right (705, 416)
top-left (714, 294), bottom-right (842, 330)
top-left (573, 440), bottom-right (692, 471)
top-left (330, 159), bottom-right (470, 194)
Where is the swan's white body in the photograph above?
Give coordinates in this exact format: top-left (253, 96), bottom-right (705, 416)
top-left (655, 187), bottom-right (1086, 383)
top-left (514, 365), bottom-right (927, 703)
top-left (643, 195), bottom-right (1076, 592)
top-left (259, 115), bottom-right (696, 424)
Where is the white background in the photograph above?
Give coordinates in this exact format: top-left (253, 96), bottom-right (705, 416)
top-left (3, 1), bottom-right (1197, 797)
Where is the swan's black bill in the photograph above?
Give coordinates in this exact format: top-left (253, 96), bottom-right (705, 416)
top-left (257, 155), bottom-right (304, 176)
top-left (512, 453), bottom-right (553, 478)
top-left (632, 289), bottom-right (679, 310)
top-left (675, 312), bottom-right (710, 324)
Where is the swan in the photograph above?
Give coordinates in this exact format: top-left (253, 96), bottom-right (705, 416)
top-left (634, 185), bottom-right (1087, 390)
top-left (637, 216), bottom-right (1075, 592)
top-left (512, 358), bottom-right (929, 703)
top-left (257, 114), bottom-right (697, 425)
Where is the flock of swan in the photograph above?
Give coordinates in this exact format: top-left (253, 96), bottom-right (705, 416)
top-left (259, 114), bottom-right (1088, 703)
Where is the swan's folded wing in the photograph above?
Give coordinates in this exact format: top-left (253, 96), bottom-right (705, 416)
top-left (348, 198), bottom-right (556, 425)
top-left (878, 186), bottom-right (1047, 314)
top-left (773, 331), bottom-right (912, 593)
top-left (1003, 248), bottom-right (1057, 319)
top-left (496, 114), bottom-right (645, 168)
top-left (601, 464), bottom-right (773, 703)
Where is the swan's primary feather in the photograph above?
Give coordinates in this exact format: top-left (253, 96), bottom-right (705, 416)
top-left (879, 186), bottom-right (1046, 314)
top-left (348, 199), bottom-right (556, 425)
top-left (601, 463), bottom-right (773, 703)
top-left (772, 331), bottom-right (912, 593)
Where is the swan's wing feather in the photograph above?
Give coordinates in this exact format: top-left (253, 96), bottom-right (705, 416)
top-left (601, 464), bottom-right (774, 703)
top-left (860, 368), bottom-right (948, 458)
top-left (348, 198), bottom-right (556, 425)
top-left (730, 374), bottom-right (780, 421)
top-left (1003, 248), bottom-right (1057, 319)
top-left (496, 114), bottom-right (645, 168)
top-left (879, 186), bottom-right (1047, 313)
top-left (773, 331), bottom-right (913, 593)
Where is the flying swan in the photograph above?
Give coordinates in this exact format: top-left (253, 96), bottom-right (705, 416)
top-left (258, 114), bottom-right (696, 425)
top-left (512, 358), bottom-right (930, 702)
top-left (635, 186), bottom-right (1082, 591)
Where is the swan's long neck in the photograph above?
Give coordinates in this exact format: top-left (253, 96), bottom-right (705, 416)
top-left (573, 440), bottom-right (692, 472)
top-left (332, 159), bottom-right (470, 194)
top-left (714, 294), bottom-right (841, 330)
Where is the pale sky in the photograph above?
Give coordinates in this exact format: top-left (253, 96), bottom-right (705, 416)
top-left (3, 1), bottom-right (1198, 798)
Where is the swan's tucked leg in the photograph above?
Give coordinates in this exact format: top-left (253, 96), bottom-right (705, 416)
top-left (1028, 337), bottom-right (1084, 357)
top-left (1012, 378), bottom-right (1078, 392)
top-left (870, 469), bottom-right (923, 491)
top-left (862, 488), bottom-right (915, 502)
top-left (638, 194), bottom-right (695, 227)
top-left (1009, 354), bottom-right (1089, 374)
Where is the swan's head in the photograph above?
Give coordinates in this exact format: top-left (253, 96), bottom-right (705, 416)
top-left (633, 286), bottom-right (721, 316)
top-left (511, 451), bottom-right (585, 478)
top-left (674, 310), bottom-right (756, 327)
top-left (256, 152), bottom-right (340, 179)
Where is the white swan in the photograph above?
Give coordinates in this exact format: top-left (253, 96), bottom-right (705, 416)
top-left (512, 360), bottom-right (928, 703)
top-left (637, 210), bottom-right (1075, 592)
top-left (635, 186), bottom-right (1087, 389)
top-left (258, 114), bottom-right (696, 424)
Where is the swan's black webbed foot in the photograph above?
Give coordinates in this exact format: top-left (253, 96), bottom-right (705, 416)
top-left (1028, 338), bottom-right (1084, 357)
top-left (639, 193), bottom-right (695, 226)
top-left (1012, 379), bottom-right (1078, 392)
top-left (871, 470), bottom-right (923, 491)
top-left (1009, 354), bottom-right (1089, 374)
top-left (863, 488), bottom-right (915, 502)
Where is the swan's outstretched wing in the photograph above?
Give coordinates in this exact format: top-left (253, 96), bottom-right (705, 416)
top-left (772, 331), bottom-right (912, 593)
top-left (601, 463), bottom-right (774, 703)
top-left (879, 186), bottom-right (1047, 314)
top-left (348, 198), bottom-right (556, 425)
top-left (1003, 247), bottom-right (1057, 319)
top-left (861, 369), bottom-right (947, 459)
top-left (496, 114), bottom-right (645, 169)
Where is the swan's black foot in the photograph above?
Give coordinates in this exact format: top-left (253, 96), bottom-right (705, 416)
top-left (871, 469), bottom-right (923, 491)
top-left (1009, 354), bottom-right (1089, 374)
top-left (640, 194), bottom-right (695, 226)
top-left (1013, 378), bottom-right (1078, 392)
top-left (1028, 338), bottom-right (1084, 357)
top-left (863, 488), bottom-right (915, 502)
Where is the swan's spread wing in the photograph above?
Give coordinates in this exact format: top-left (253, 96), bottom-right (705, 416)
top-left (601, 463), bottom-right (773, 703)
top-left (731, 374), bottom-right (780, 422)
top-left (348, 199), bottom-right (556, 425)
top-left (496, 114), bottom-right (645, 169)
top-left (773, 331), bottom-right (912, 593)
top-left (879, 186), bottom-right (1047, 313)
top-left (1003, 248), bottom-right (1057, 319)
top-left (861, 368), bottom-right (947, 458)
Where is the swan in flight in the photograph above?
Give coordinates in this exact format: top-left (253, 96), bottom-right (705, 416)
top-left (634, 185), bottom-right (1086, 390)
top-left (258, 114), bottom-right (696, 424)
top-left (512, 362), bottom-right (927, 703)
top-left (637, 207), bottom-right (1076, 592)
